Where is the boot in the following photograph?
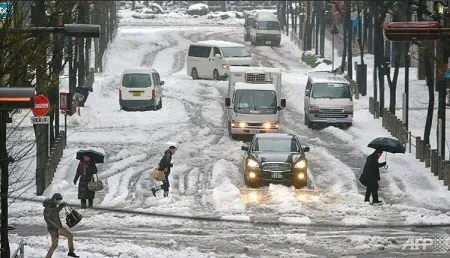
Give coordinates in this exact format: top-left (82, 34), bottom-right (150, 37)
top-left (151, 187), bottom-right (159, 197)
top-left (88, 199), bottom-right (93, 208)
top-left (81, 199), bottom-right (87, 209)
top-left (163, 191), bottom-right (169, 197)
top-left (68, 251), bottom-right (79, 257)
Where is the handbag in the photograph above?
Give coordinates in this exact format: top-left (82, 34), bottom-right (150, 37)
top-left (152, 168), bottom-right (166, 181)
top-left (359, 173), bottom-right (367, 186)
top-left (65, 205), bottom-right (83, 228)
top-left (87, 174), bottom-right (104, 191)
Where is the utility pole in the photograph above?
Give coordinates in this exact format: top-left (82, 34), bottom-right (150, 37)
top-left (347, 0), bottom-right (353, 80)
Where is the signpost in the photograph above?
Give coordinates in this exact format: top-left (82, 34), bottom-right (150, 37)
top-left (60, 92), bottom-right (69, 144)
top-left (0, 2), bottom-right (12, 19)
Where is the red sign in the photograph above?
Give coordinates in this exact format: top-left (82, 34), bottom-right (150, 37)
top-left (59, 92), bottom-right (69, 111)
top-left (32, 95), bottom-right (50, 116)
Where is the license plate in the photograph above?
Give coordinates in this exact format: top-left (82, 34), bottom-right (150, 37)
top-left (132, 92), bottom-right (141, 97)
top-left (249, 129), bottom-right (259, 134)
top-left (266, 41), bottom-right (271, 44)
top-left (327, 118), bottom-right (336, 123)
top-left (271, 172), bottom-right (282, 179)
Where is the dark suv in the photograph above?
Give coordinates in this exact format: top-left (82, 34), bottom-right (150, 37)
top-left (241, 133), bottom-right (310, 189)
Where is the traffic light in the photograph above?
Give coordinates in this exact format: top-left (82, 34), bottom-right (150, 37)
top-left (384, 21), bottom-right (442, 41)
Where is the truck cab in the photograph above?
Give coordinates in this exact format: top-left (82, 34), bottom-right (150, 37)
top-left (225, 66), bottom-right (286, 139)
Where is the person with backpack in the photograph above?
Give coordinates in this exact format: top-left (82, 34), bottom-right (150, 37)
top-left (151, 146), bottom-right (177, 197)
top-left (43, 193), bottom-right (79, 258)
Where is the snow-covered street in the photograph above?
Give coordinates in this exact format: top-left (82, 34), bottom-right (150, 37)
top-left (7, 13), bottom-right (450, 257)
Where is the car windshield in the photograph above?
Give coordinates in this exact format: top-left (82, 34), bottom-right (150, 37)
top-left (311, 83), bottom-right (351, 99)
top-left (253, 138), bottom-right (299, 152)
top-left (257, 21), bottom-right (280, 30)
top-left (234, 89), bottom-right (277, 114)
top-left (122, 74), bottom-right (152, 88)
top-left (221, 47), bottom-right (251, 58)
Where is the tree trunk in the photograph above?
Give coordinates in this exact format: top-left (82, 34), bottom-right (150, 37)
top-left (132, 0), bottom-right (136, 11)
top-left (290, 1), bottom-right (296, 35)
top-left (340, 6), bottom-right (347, 73)
top-left (376, 13), bottom-right (386, 116)
top-left (77, 1), bottom-right (86, 87)
top-left (319, 1), bottom-right (325, 58)
top-left (423, 43), bottom-right (434, 146)
top-left (85, 2), bottom-right (91, 77)
top-left (285, 1), bottom-right (289, 36)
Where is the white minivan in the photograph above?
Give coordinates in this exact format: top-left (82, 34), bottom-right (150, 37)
top-left (304, 72), bottom-right (353, 128)
top-left (186, 40), bottom-right (253, 80)
top-left (119, 68), bottom-right (164, 111)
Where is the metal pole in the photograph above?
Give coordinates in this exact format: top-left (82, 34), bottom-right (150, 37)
top-left (332, 34), bottom-right (335, 71)
top-left (405, 46), bottom-right (410, 131)
top-left (0, 111), bottom-right (11, 257)
top-left (64, 112), bottom-right (67, 146)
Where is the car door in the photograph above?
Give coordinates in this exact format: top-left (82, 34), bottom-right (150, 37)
top-left (155, 73), bottom-right (163, 100)
top-left (199, 46), bottom-right (212, 78)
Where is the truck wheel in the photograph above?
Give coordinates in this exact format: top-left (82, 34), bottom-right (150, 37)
top-left (191, 68), bottom-right (199, 80)
top-left (213, 70), bottom-right (220, 81)
top-left (293, 181), bottom-right (307, 189)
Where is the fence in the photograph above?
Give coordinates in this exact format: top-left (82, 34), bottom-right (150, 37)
top-left (11, 240), bottom-right (24, 258)
top-left (44, 131), bottom-right (66, 188)
top-left (369, 97), bottom-right (450, 190)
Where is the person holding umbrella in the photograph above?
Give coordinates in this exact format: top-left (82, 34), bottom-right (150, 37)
top-left (361, 149), bottom-right (386, 204)
top-left (74, 150), bottom-right (102, 209)
top-left (362, 137), bottom-right (406, 204)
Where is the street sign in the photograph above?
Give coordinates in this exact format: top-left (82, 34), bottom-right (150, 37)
top-left (331, 25), bottom-right (339, 35)
top-left (31, 116), bottom-right (50, 124)
top-left (32, 95), bottom-right (50, 116)
top-left (60, 92), bottom-right (69, 111)
top-left (0, 2), bottom-right (12, 19)
top-left (444, 70), bottom-right (450, 79)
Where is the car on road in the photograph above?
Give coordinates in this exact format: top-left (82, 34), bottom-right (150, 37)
top-left (119, 68), bottom-right (164, 111)
top-left (241, 133), bottom-right (310, 189)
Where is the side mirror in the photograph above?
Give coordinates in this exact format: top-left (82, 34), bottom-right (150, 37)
top-left (303, 146), bottom-right (310, 152)
top-left (161, 81), bottom-right (164, 85)
top-left (305, 90), bottom-right (309, 96)
top-left (225, 97), bottom-right (231, 107)
top-left (214, 53), bottom-right (222, 59)
top-left (280, 98), bottom-right (286, 108)
top-left (241, 146), bottom-right (249, 151)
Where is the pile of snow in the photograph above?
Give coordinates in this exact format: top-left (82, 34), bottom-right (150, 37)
top-left (187, 3), bottom-right (209, 16)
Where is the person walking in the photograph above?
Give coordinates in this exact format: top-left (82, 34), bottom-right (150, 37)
top-left (73, 154), bottom-right (98, 209)
top-left (151, 146), bottom-right (177, 197)
top-left (361, 149), bottom-right (386, 204)
top-left (44, 193), bottom-right (79, 258)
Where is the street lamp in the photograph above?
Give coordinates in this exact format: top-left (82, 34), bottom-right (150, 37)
top-left (331, 24), bottom-right (339, 71)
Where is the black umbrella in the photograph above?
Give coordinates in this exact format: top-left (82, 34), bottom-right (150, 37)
top-left (367, 137), bottom-right (406, 154)
top-left (76, 149), bottom-right (105, 163)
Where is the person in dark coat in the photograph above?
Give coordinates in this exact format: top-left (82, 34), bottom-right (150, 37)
top-left (73, 155), bottom-right (98, 209)
top-left (361, 149), bottom-right (386, 204)
top-left (44, 193), bottom-right (79, 258)
top-left (151, 146), bottom-right (177, 197)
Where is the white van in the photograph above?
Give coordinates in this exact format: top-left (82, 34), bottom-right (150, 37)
top-left (304, 72), bottom-right (353, 128)
top-left (119, 68), bottom-right (164, 111)
top-left (249, 13), bottom-right (281, 47)
top-left (186, 40), bottom-right (253, 80)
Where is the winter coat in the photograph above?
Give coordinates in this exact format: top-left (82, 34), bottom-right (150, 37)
top-left (361, 152), bottom-right (386, 188)
top-left (74, 160), bottom-right (98, 200)
top-left (158, 150), bottom-right (173, 173)
top-left (43, 198), bottom-right (64, 233)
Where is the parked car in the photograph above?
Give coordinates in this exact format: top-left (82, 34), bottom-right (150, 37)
top-left (241, 133), bottom-right (310, 189)
top-left (119, 68), bottom-right (163, 111)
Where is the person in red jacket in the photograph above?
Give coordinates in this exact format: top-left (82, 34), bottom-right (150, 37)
top-left (151, 146), bottom-right (177, 197)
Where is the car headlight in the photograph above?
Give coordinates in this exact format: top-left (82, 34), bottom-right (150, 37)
top-left (222, 64), bottom-right (229, 69)
top-left (294, 160), bottom-right (307, 169)
top-left (247, 159), bottom-right (259, 168)
top-left (248, 171), bottom-right (257, 178)
top-left (238, 122), bottom-right (247, 128)
top-left (297, 172), bottom-right (305, 180)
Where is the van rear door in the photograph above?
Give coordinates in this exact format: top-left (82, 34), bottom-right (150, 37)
top-left (121, 73), bottom-right (153, 100)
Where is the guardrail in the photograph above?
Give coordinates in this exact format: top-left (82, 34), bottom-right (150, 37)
top-left (369, 97), bottom-right (450, 189)
top-left (11, 239), bottom-right (24, 258)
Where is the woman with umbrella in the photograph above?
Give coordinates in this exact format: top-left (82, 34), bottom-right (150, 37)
top-left (73, 150), bottom-right (103, 209)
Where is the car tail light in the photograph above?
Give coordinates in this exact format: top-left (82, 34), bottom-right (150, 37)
top-left (152, 90), bottom-right (156, 98)
top-left (119, 89), bottom-right (122, 99)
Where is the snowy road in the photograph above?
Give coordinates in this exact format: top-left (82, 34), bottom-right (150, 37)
top-left (9, 24), bottom-right (450, 257)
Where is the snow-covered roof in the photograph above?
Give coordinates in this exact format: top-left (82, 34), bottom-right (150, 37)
top-left (121, 67), bottom-right (157, 74)
top-left (234, 82), bottom-right (277, 91)
top-left (230, 66), bottom-right (281, 75)
top-left (193, 40), bottom-right (245, 48)
top-left (308, 75), bottom-right (349, 84)
top-left (256, 133), bottom-right (293, 139)
top-left (188, 3), bottom-right (208, 11)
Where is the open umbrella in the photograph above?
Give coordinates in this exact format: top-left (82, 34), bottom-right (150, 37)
top-left (76, 149), bottom-right (105, 164)
top-left (368, 137), bottom-right (406, 154)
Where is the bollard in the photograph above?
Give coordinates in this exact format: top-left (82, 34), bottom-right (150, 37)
top-left (375, 101), bottom-right (379, 119)
top-left (369, 97), bottom-right (373, 114)
top-left (438, 157), bottom-right (445, 180)
top-left (416, 137), bottom-right (421, 160)
top-left (424, 144), bottom-right (430, 165)
top-left (408, 132), bottom-right (412, 153)
top-left (431, 149), bottom-right (438, 175)
top-left (444, 161), bottom-right (450, 186)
